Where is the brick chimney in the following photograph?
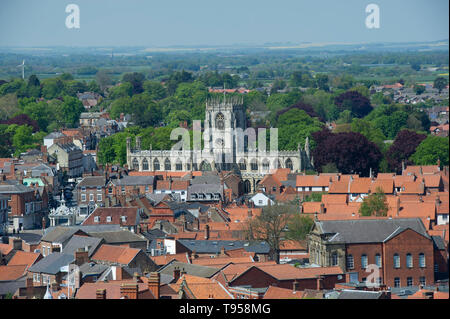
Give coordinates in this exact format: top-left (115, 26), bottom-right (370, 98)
top-left (316, 275), bottom-right (324, 290)
top-left (10, 238), bottom-right (22, 251)
top-left (96, 288), bottom-right (106, 299)
top-left (204, 224), bottom-right (210, 240)
top-left (148, 272), bottom-right (160, 299)
top-left (435, 195), bottom-right (441, 207)
top-left (320, 203), bottom-right (325, 215)
top-left (247, 209), bottom-right (253, 219)
top-left (120, 284), bottom-right (138, 299)
top-left (396, 197), bottom-right (401, 217)
top-left (26, 277), bottom-right (34, 297)
top-left (293, 280), bottom-right (299, 292)
top-left (74, 248), bottom-right (89, 266)
top-left (173, 267), bottom-right (181, 282)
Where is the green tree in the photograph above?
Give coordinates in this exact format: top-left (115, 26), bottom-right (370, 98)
top-left (433, 77), bottom-right (448, 93)
top-left (11, 125), bottom-right (34, 156)
top-left (109, 82), bottom-right (133, 99)
top-left (95, 69), bottom-right (114, 90)
top-left (109, 96), bottom-right (132, 120)
top-left (414, 84), bottom-right (426, 95)
top-left (277, 109), bottom-right (323, 151)
top-left (359, 187), bottom-right (388, 217)
top-left (143, 81), bottom-right (168, 100)
top-left (60, 96), bottom-right (84, 127)
top-left (286, 214), bottom-right (314, 243)
top-left (315, 74), bottom-right (329, 91)
top-left (351, 118), bottom-right (386, 149)
top-left (242, 203), bottom-right (298, 263)
top-left (41, 78), bottom-right (64, 99)
top-left (410, 136), bottom-right (449, 168)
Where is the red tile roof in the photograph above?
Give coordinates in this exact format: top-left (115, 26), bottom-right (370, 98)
top-left (263, 285), bottom-right (305, 299)
top-left (170, 274), bottom-right (233, 299)
top-left (92, 244), bottom-right (141, 265)
top-left (8, 251), bottom-right (42, 269)
top-left (82, 207), bottom-right (139, 227)
top-left (0, 265), bottom-right (27, 281)
top-left (0, 243), bottom-right (13, 255)
top-left (296, 175), bottom-right (333, 188)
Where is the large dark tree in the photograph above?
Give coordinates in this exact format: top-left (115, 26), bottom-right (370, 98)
top-left (122, 72), bottom-right (145, 95)
top-left (0, 114), bottom-right (39, 132)
top-left (334, 90), bottom-right (373, 118)
top-left (386, 130), bottom-right (427, 174)
top-left (276, 102), bottom-right (324, 122)
top-left (312, 130), bottom-right (382, 176)
top-left (434, 77), bottom-right (448, 94)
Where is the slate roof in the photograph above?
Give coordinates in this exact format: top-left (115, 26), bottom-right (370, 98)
top-left (191, 174), bottom-right (221, 185)
top-left (0, 279), bottom-right (26, 296)
top-left (28, 253), bottom-right (75, 275)
top-left (177, 240), bottom-right (270, 254)
top-left (111, 176), bottom-right (155, 186)
top-left (0, 183), bottom-right (33, 194)
top-left (78, 262), bottom-right (109, 278)
top-left (432, 235), bottom-right (446, 250)
top-left (315, 218), bottom-right (430, 244)
top-left (44, 132), bottom-right (65, 139)
top-left (87, 231), bottom-right (146, 244)
top-left (41, 227), bottom-right (87, 244)
top-left (62, 235), bottom-right (103, 257)
top-left (77, 176), bottom-right (106, 188)
top-left (337, 290), bottom-right (384, 299)
top-left (4, 233), bottom-right (42, 245)
top-left (51, 143), bottom-right (82, 153)
top-left (188, 183), bottom-right (223, 194)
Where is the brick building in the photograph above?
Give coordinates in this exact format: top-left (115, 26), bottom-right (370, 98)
top-left (76, 176), bottom-right (107, 215)
top-left (308, 218), bottom-right (436, 288)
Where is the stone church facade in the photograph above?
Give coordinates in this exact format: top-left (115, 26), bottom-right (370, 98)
top-left (127, 95), bottom-right (313, 193)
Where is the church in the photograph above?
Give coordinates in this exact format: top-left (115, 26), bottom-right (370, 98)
top-left (126, 95), bottom-right (313, 193)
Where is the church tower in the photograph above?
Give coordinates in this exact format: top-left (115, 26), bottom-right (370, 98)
top-left (203, 94), bottom-right (245, 170)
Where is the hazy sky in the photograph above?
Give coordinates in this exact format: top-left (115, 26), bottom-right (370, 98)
top-left (0, 0), bottom-right (448, 47)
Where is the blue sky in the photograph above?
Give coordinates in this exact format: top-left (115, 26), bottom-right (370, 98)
top-left (0, 0), bottom-right (448, 47)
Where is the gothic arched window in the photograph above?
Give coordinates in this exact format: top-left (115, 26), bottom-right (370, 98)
top-left (153, 158), bottom-right (160, 171)
top-left (215, 113), bottom-right (225, 130)
top-left (164, 158), bottom-right (171, 171)
top-left (142, 158), bottom-right (149, 171)
top-left (132, 158), bottom-right (139, 171)
top-left (285, 158), bottom-right (293, 170)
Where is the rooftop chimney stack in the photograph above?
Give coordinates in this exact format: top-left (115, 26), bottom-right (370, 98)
top-left (148, 272), bottom-right (160, 299)
top-left (173, 267), bottom-right (181, 282)
top-left (204, 224), bottom-right (210, 240)
top-left (96, 288), bottom-right (106, 299)
top-left (120, 284), bottom-right (138, 299)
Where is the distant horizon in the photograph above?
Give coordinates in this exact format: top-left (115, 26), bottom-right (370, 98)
top-left (0, 0), bottom-right (448, 48)
top-left (0, 39), bottom-right (448, 52)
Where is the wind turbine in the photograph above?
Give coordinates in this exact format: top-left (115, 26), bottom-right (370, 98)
top-left (17, 60), bottom-right (25, 79)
